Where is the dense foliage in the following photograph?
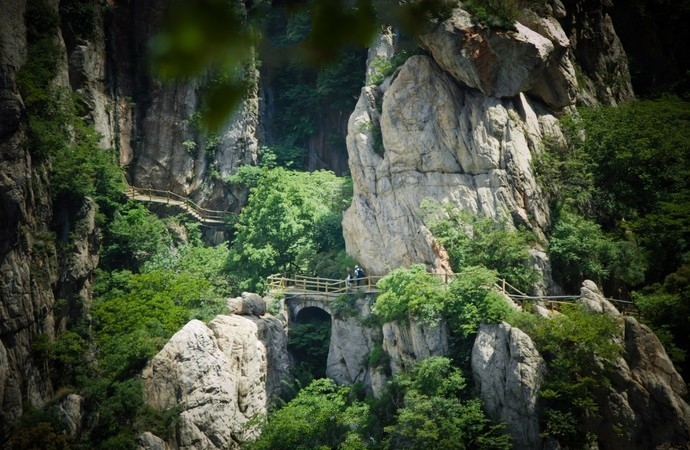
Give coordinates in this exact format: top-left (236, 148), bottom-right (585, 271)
top-left (536, 96), bottom-right (690, 371)
top-left (227, 167), bottom-right (352, 293)
top-left (423, 200), bottom-right (539, 293)
top-left (247, 358), bottom-right (511, 450)
top-left (12, 1), bottom-right (690, 448)
top-left (374, 265), bottom-right (511, 339)
top-left (510, 305), bottom-right (622, 445)
top-left (261, 4), bottom-right (367, 168)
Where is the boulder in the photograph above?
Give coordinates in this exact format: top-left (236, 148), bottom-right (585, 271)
top-left (418, 8), bottom-right (556, 100)
top-left (55, 394), bottom-right (84, 438)
top-left (137, 431), bottom-right (171, 450)
top-left (142, 309), bottom-right (290, 449)
top-left (226, 292), bottom-right (267, 316)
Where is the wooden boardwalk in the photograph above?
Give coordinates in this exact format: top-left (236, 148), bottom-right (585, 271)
top-left (267, 273), bottom-right (635, 312)
top-left (125, 185), bottom-right (231, 225)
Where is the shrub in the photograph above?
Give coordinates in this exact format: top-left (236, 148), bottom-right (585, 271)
top-left (510, 303), bottom-right (622, 445)
top-left (384, 357), bottom-right (511, 450)
top-left (247, 379), bottom-right (369, 450)
top-left (369, 50), bottom-right (410, 86)
top-left (548, 208), bottom-right (646, 293)
top-left (374, 264), bottom-right (447, 324)
top-left (423, 200), bottom-right (539, 293)
top-left (101, 204), bottom-right (173, 272)
top-left (446, 266), bottom-right (513, 337)
top-left (463, 0), bottom-right (520, 29)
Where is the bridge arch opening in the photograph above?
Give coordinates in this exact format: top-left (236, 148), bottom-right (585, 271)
top-left (288, 307), bottom-right (332, 380)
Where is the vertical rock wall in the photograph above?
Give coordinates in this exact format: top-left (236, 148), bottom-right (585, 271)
top-left (0, 0), bottom-right (262, 443)
top-left (343, 3), bottom-right (634, 282)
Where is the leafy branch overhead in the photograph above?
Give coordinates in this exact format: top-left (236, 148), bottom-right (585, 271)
top-left (149, 0), bottom-right (456, 129)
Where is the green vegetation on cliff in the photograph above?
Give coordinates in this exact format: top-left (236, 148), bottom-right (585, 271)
top-left (536, 96), bottom-right (690, 371)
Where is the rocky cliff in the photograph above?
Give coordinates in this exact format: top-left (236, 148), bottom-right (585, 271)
top-left (343, 1), bottom-right (633, 281)
top-left (472, 281), bottom-right (690, 449)
top-left (141, 294), bottom-right (290, 449)
top-left (0, 0), bottom-right (102, 441)
top-left (0, 0), bottom-right (261, 443)
top-left (2, 0), bottom-right (689, 448)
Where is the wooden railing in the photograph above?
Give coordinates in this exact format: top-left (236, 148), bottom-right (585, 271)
top-left (267, 274), bottom-right (384, 295)
top-left (267, 273), bottom-right (525, 298)
top-left (126, 185), bottom-right (232, 224)
top-left (266, 272), bottom-right (636, 312)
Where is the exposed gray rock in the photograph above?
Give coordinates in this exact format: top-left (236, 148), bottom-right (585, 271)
top-left (226, 292), bottom-right (266, 316)
top-left (560, 0), bottom-right (635, 106)
top-left (137, 431), bottom-right (171, 450)
top-left (55, 394), bottom-right (84, 437)
top-left (327, 298), bottom-right (386, 395)
top-left (382, 319), bottom-right (449, 377)
top-left (419, 8), bottom-right (556, 100)
top-left (472, 322), bottom-right (546, 449)
top-left (344, 54), bottom-right (551, 276)
top-left (575, 281), bottom-right (690, 449)
top-left (579, 279), bottom-right (620, 316)
top-left (142, 309), bottom-right (289, 449)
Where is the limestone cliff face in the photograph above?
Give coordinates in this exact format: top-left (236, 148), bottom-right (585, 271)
top-left (0, 0), bottom-right (101, 441)
top-left (343, 2), bottom-right (634, 280)
top-left (0, 0), bottom-right (260, 442)
top-left (472, 282), bottom-right (690, 449)
top-left (325, 297), bottom-right (448, 397)
top-left (141, 294), bottom-right (290, 450)
top-left (95, 0), bottom-right (260, 212)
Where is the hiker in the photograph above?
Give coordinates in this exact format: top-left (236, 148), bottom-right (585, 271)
top-left (346, 269), bottom-right (353, 288)
top-left (354, 265), bottom-right (365, 286)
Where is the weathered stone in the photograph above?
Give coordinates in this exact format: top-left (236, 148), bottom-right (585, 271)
top-left (418, 8), bottom-right (555, 99)
top-left (472, 322), bottom-right (546, 449)
top-left (382, 320), bottom-right (449, 377)
top-left (327, 297), bottom-right (386, 394)
top-left (55, 394), bottom-right (84, 437)
top-left (573, 282), bottom-right (690, 448)
top-left (344, 54), bottom-right (551, 276)
top-left (579, 279), bottom-right (620, 316)
top-left (142, 309), bottom-right (289, 449)
top-left (226, 292), bottom-right (267, 316)
top-left (137, 431), bottom-right (171, 450)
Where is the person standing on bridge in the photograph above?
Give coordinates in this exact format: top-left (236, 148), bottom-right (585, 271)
top-left (354, 265), bottom-right (365, 286)
top-left (346, 269), bottom-right (353, 289)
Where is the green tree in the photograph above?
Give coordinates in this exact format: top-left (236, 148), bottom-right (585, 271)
top-left (374, 264), bottom-right (447, 324)
top-left (550, 97), bottom-right (690, 285)
top-left (101, 204), bottom-right (173, 272)
top-left (548, 208), bottom-right (646, 293)
top-left (227, 168), bottom-right (351, 293)
top-left (510, 304), bottom-right (622, 445)
top-left (423, 200), bottom-right (539, 293)
top-left (91, 269), bottom-right (220, 376)
top-left (446, 266), bottom-right (513, 338)
top-left (384, 357), bottom-right (511, 450)
top-left (247, 378), bottom-right (369, 450)
top-left (633, 263), bottom-right (690, 367)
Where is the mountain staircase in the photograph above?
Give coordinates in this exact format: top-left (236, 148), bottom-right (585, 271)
top-left (125, 185), bottom-right (231, 225)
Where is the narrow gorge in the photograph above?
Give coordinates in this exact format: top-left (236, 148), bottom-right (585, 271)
top-left (1, 0), bottom-right (689, 449)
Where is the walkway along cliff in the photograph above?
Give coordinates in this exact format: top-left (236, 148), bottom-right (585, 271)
top-left (1, 0), bottom-right (690, 449)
